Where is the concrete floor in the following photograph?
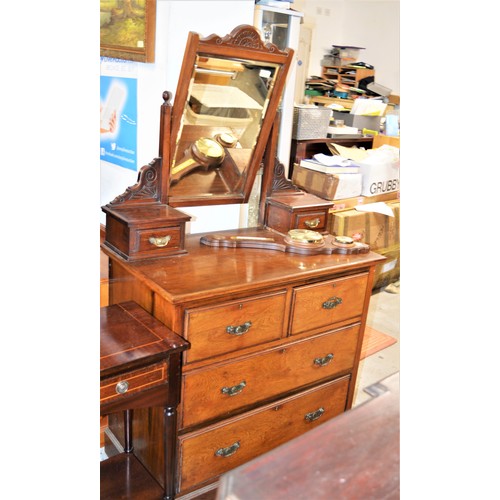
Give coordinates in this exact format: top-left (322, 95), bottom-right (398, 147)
top-left (353, 284), bottom-right (400, 407)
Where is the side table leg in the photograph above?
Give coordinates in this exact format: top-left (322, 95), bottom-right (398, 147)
top-left (123, 409), bottom-right (133, 453)
top-left (163, 405), bottom-right (177, 500)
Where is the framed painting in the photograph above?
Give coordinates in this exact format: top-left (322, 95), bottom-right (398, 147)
top-left (100, 0), bottom-right (156, 63)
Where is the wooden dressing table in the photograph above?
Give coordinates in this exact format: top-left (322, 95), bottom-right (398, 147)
top-left (101, 25), bottom-right (385, 498)
top-left (102, 231), bottom-right (384, 496)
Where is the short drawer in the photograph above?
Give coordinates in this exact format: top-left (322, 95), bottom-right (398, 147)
top-left (183, 291), bottom-right (287, 363)
top-left (181, 324), bottom-right (359, 429)
top-left (178, 376), bottom-right (350, 492)
top-left (290, 272), bottom-right (369, 335)
top-left (100, 361), bottom-right (168, 405)
top-left (136, 226), bottom-right (184, 257)
top-left (295, 210), bottom-right (328, 231)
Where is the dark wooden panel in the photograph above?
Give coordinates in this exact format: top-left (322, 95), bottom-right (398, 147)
top-left (216, 372), bottom-right (399, 500)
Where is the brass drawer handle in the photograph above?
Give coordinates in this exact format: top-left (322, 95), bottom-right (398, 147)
top-left (221, 381), bottom-right (246, 397)
top-left (226, 321), bottom-right (252, 335)
top-left (149, 235), bottom-right (171, 247)
top-left (322, 296), bottom-right (343, 309)
top-left (314, 353), bottom-right (334, 367)
top-left (215, 441), bottom-right (240, 458)
top-left (304, 218), bottom-right (320, 229)
top-left (115, 380), bottom-right (129, 394)
top-left (305, 407), bottom-right (325, 423)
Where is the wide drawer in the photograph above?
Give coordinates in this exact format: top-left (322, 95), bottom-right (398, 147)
top-left (183, 291), bottom-right (287, 363)
top-left (290, 272), bottom-right (369, 335)
top-left (100, 361), bottom-right (168, 405)
top-left (178, 376), bottom-right (350, 493)
top-left (181, 324), bottom-right (359, 429)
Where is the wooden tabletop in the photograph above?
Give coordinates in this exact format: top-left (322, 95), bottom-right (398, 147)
top-left (102, 227), bottom-right (385, 304)
top-left (100, 301), bottom-right (189, 378)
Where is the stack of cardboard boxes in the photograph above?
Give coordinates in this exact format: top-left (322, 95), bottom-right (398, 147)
top-left (292, 136), bottom-right (400, 290)
top-left (328, 197), bottom-right (400, 290)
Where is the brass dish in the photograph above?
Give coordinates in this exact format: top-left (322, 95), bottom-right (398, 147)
top-left (286, 229), bottom-right (325, 246)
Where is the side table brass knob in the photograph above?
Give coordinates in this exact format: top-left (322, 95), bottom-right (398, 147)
top-left (115, 380), bottom-right (129, 394)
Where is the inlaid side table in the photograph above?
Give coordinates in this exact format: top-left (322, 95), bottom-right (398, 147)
top-left (100, 301), bottom-right (190, 499)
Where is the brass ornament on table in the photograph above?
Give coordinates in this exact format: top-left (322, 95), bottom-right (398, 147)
top-left (286, 229), bottom-right (325, 245)
top-left (333, 235), bottom-right (355, 248)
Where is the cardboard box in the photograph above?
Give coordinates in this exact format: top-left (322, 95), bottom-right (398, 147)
top-left (329, 192), bottom-right (399, 213)
top-left (328, 201), bottom-right (400, 252)
top-left (357, 158), bottom-right (399, 197)
top-left (373, 245), bottom-right (400, 290)
top-left (331, 110), bottom-right (381, 131)
top-left (373, 135), bottom-right (400, 148)
top-left (292, 164), bottom-right (362, 200)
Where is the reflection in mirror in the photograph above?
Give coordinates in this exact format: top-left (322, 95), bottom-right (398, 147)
top-left (170, 55), bottom-right (280, 200)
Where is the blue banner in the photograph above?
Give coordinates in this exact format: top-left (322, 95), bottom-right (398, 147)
top-left (100, 75), bottom-right (137, 171)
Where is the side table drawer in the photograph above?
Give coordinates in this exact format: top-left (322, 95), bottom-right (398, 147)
top-left (100, 361), bottom-right (168, 405)
top-left (183, 291), bottom-right (287, 363)
top-left (178, 376), bottom-right (350, 492)
top-left (181, 324), bottom-right (359, 429)
top-left (290, 272), bottom-right (369, 335)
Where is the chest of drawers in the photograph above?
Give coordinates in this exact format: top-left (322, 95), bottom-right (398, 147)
top-left (103, 227), bottom-right (385, 497)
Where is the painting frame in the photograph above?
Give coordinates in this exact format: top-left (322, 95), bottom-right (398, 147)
top-left (100, 0), bottom-right (156, 63)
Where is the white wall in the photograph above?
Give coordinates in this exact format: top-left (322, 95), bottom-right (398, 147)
top-left (294, 0), bottom-right (400, 95)
top-left (100, 0), bottom-right (255, 232)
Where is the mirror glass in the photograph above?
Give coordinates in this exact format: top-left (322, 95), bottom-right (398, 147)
top-left (169, 54), bottom-right (280, 202)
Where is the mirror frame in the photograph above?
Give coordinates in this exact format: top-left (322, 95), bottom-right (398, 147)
top-left (102, 25), bottom-right (296, 261)
top-left (165, 24), bottom-right (294, 208)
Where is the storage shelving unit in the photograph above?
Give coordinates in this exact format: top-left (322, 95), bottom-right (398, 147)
top-left (321, 65), bottom-right (375, 94)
